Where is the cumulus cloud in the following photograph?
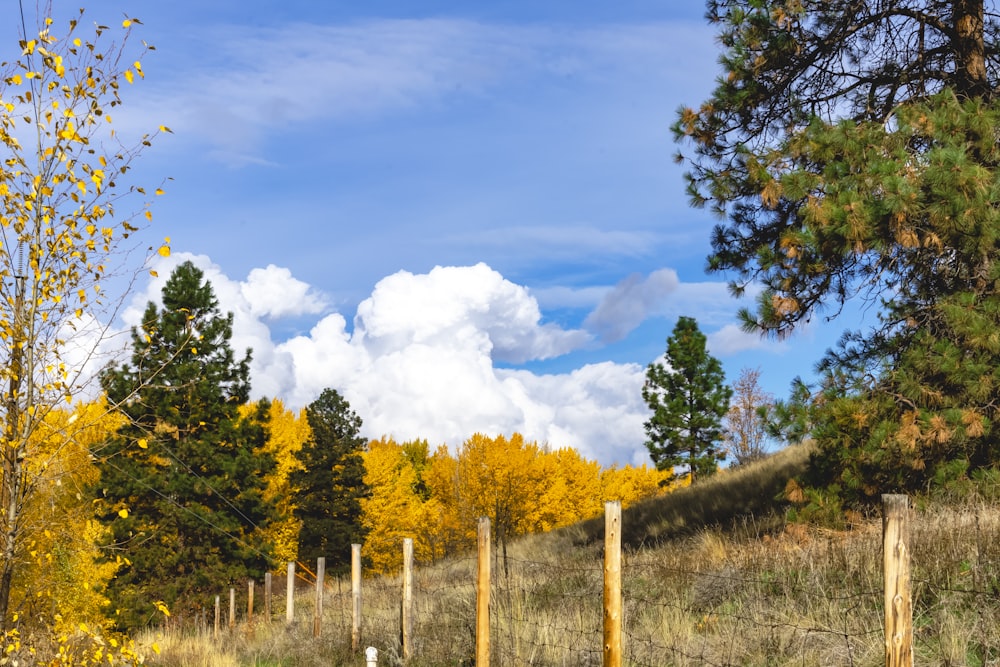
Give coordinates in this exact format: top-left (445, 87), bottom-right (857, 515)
top-left (353, 263), bottom-right (589, 363)
top-left (124, 256), bottom-right (647, 465)
top-left (241, 265), bottom-right (328, 319)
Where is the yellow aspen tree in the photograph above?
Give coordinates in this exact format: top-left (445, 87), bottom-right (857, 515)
top-left (450, 433), bottom-right (547, 561)
top-left (242, 399), bottom-right (309, 566)
top-left (424, 445), bottom-right (467, 558)
top-left (361, 437), bottom-right (442, 574)
top-left (21, 400), bottom-right (123, 633)
top-left (532, 447), bottom-right (603, 530)
top-left (0, 8), bottom-right (168, 643)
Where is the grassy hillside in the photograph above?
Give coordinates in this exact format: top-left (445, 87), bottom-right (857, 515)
top-left (572, 441), bottom-right (813, 549)
top-left (146, 443), bottom-right (1000, 666)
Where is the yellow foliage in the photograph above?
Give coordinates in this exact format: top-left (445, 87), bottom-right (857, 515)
top-left (600, 463), bottom-right (675, 506)
top-left (240, 399), bottom-right (309, 566)
top-left (359, 432), bottom-right (680, 565)
top-left (361, 438), bottom-right (442, 574)
top-left (10, 401), bottom-right (124, 637)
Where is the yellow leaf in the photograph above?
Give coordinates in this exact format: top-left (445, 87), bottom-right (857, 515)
top-left (124, 69), bottom-right (134, 84)
top-left (190, 347), bottom-right (197, 354)
top-left (158, 244), bottom-right (170, 257)
top-left (152, 643), bottom-right (160, 655)
top-left (117, 509), bottom-right (128, 518)
top-left (159, 125), bottom-right (173, 133)
top-left (149, 269), bottom-right (158, 277)
top-left (138, 438), bottom-right (148, 449)
top-left (122, 19), bottom-right (132, 28)
top-left (145, 210), bottom-right (153, 221)
top-left (155, 188), bottom-right (165, 195)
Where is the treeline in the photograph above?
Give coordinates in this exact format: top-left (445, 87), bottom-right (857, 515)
top-left (262, 409), bottom-right (674, 575)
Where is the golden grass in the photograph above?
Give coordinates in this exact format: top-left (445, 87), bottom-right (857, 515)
top-left (145, 444), bottom-right (1000, 666)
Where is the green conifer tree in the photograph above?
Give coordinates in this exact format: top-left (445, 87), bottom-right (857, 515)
top-left (642, 317), bottom-right (732, 483)
top-left (290, 388), bottom-right (370, 574)
top-left (94, 261), bottom-right (276, 627)
top-left (675, 1), bottom-right (1000, 502)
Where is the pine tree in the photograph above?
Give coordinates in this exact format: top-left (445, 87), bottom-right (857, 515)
top-left (290, 388), bottom-right (369, 574)
top-left (94, 261), bottom-right (276, 627)
top-left (675, 1), bottom-right (1000, 501)
top-left (642, 317), bottom-right (732, 483)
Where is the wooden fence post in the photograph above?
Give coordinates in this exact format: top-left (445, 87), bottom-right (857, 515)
top-left (603, 501), bottom-right (623, 667)
top-left (352, 544), bottom-right (362, 651)
top-left (264, 571), bottom-right (272, 623)
top-left (214, 595), bottom-right (220, 638)
top-left (247, 580), bottom-right (254, 623)
top-left (286, 561), bottom-right (295, 624)
top-left (476, 517), bottom-right (491, 667)
top-left (314, 556), bottom-right (326, 638)
top-left (402, 538), bottom-right (414, 661)
top-left (883, 494), bottom-right (913, 667)
top-left (228, 587), bottom-right (236, 628)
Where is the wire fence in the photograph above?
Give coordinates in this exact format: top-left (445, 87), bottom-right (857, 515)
top-left (203, 495), bottom-right (1000, 666)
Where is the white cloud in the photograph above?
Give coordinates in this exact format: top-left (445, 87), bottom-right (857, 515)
top-left (497, 362), bottom-right (649, 465)
top-left (241, 264), bottom-right (328, 319)
top-left (353, 263), bottom-right (589, 363)
top-left (121, 256), bottom-right (652, 465)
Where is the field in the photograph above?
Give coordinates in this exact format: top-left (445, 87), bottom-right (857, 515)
top-left (145, 443), bottom-right (1000, 666)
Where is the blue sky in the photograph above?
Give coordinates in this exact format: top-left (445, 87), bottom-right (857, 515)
top-left (18, 1), bottom-right (860, 465)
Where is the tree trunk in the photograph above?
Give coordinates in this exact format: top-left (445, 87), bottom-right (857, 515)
top-left (953, 0), bottom-right (989, 99)
top-left (0, 276), bottom-right (27, 632)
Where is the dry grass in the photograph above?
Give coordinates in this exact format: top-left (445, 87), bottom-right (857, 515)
top-left (145, 443), bottom-right (1000, 666)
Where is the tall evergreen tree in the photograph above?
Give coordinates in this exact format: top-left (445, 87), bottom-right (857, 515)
top-left (675, 1), bottom-right (1000, 501)
top-left (290, 388), bottom-right (369, 574)
top-left (642, 317), bottom-right (732, 483)
top-left (94, 261), bottom-right (276, 627)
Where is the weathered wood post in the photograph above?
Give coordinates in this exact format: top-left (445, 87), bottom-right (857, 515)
top-left (214, 595), bottom-right (220, 638)
top-left (402, 538), bottom-right (414, 661)
top-left (228, 587), bottom-right (236, 628)
top-left (883, 494), bottom-right (913, 667)
top-left (476, 517), bottom-right (491, 667)
top-left (352, 544), bottom-right (362, 651)
top-left (247, 580), bottom-right (254, 623)
top-left (603, 501), bottom-right (623, 667)
top-left (264, 571), bottom-right (272, 622)
top-left (313, 556), bottom-right (326, 638)
top-left (286, 561), bottom-right (295, 624)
